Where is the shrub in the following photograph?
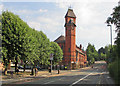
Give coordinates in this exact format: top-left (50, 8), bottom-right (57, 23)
top-left (108, 58), bottom-right (120, 84)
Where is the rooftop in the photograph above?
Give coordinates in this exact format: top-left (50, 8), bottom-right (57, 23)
top-left (54, 35), bottom-right (65, 43)
top-left (65, 8), bottom-right (76, 18)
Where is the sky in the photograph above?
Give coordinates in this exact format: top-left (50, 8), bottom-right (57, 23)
top-left (0, 0), bottom-right (119, 50)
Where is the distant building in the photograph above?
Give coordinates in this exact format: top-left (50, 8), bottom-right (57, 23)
top-left (54, 8), bottom-right (87, 69)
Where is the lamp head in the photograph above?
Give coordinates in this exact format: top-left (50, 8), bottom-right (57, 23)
top-left (107, 24), bottom-right (111, 26)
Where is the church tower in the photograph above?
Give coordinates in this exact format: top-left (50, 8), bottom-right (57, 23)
top-left (64, 8), bottom-right (76, 69)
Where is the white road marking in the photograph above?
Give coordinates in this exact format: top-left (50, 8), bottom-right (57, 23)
top-left (44, 77), bottom-right (65, 84)
top-left (98, 73), bottom-right (102, 84)
top-left (107, 76), bottom-right (110, 79)
top-left (59, 77), bottom-right (65, 80)
top-left (70, 73), bottom-right (92, 86)
top-left (44, 80), bottom-right (55, 84)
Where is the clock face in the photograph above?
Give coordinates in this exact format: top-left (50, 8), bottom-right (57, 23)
top-left (71, 18), bottom-right (74, 23)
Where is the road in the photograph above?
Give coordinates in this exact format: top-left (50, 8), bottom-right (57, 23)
top-left (9, 61), bottom-right (115, 86)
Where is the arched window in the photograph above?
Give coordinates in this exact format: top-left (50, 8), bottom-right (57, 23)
top-left (61, 45), bottom-right (63, 50)
top-left (71, 18), bottom-right (74, 23)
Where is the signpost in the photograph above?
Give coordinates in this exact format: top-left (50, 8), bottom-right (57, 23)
top-left (50, 53), bottom-right (53, 74)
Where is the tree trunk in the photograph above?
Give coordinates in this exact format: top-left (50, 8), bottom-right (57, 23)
top-left (8, 60), bottom-right (11, 69)
top-left (23, 63), bottom-right (26, 72)
top-left (15, 60), bottom-right (18, 72)
top-left (31, 67), bottom-right (34, 75)
top-left (4, 67), bottom-right (7, 75)
top-left (4, 57), bottom-right (8, 75)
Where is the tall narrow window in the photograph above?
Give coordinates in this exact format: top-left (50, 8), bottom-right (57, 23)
top-left (71, 18), bottom-right (74, 23)
top-left (68, 48), bottom-right (70, 52)
top-left (76, 51), bottom-right (78, 61)
top-left (61, 45), bottom-right (63, 51)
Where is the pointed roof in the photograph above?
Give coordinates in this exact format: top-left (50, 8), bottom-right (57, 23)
top-left (54, 35), bottom-right (65, 43)
top-left (65, 8), bottom-right (76, 18)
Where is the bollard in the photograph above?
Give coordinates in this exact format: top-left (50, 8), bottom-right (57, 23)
top-left (48, 67), bottom-right (51, 73)
top-left (58, 70), bottom-right (60, 74)
top-left (16, 69), bottom-right (19, 75)
top-left (49, 69), bottom-right (51, 73)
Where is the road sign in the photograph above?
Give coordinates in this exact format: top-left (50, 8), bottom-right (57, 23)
top-left (50, 53), bottom-right (54, 60)
top-left (50, 53), bottom-right (54, 74)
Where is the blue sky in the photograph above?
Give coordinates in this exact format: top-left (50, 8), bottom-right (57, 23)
top-left (0, 0), bottom-right (119, 50)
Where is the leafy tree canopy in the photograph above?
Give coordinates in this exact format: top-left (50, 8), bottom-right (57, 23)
top-left (86, 43), bottom-right (98, 63)
top-left (1, 11), bottom-right (63, 72)
top-left (50, 42), bottom-right (63, 65)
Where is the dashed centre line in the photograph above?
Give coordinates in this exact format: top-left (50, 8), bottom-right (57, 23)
top-left (44, 77), bottom-right (65, 84)
top-left (70, 73), bottom-right (93, 86)
top-left (44, 80), bottom-right (55, 84)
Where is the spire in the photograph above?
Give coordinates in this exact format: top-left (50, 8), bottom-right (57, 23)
top-left (65, 8), bottom-right (76, 18)
top-left (68, 4), bottom-right (72, 9)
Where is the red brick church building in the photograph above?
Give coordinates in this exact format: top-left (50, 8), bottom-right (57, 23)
top-left (54, 8), bottom-right (87, 69)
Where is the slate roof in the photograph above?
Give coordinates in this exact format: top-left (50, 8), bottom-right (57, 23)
top-left (65, 8), bottom-right (76, 18)
top-left (54, 35), bottom-right (65, 43)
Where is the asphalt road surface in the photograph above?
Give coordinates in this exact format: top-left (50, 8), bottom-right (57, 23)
top-left (8, 61), bottom-right (116, 86)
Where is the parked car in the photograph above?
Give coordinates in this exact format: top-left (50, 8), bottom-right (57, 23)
top-left (25, 66), bottom-right (32, 69)
top-left (18, 66), bottom-right (23, 69)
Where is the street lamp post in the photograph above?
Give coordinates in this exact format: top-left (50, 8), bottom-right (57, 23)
top-left (107, 23), bottom-right (112, 62)
top-left (107, 24), bottom-right (112, 49)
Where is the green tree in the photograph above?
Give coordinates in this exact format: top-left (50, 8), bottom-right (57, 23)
top-left (100, 53), bottom-right (106, 60)
top-left (86, 43), bottom-right (98, 64)
top-left (106, 5), bottom-right (120, 59)
top-left (91, 57), bottom-right (95, 64)
top-left (38, 31), bottom-right (51, 66)
top-left (2, 11), bottom-right (61, 75)
top-left (98, 47), bottom-right (106, 60)
top-left (50, 42), bottom-right (63, 65)
top-left (2, 11), bottom-right (51, 73)
top-left (105, 45), bottom-right (117, 63)
top-left (0, 15), bottom-right (1, 58)
top-left (2, 11), bottom-right (33, 73)
top-left (106, 2), bottom-right (120, 83)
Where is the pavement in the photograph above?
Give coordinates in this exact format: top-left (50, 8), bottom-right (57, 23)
top-left (1, 61), bottom-right (116, 86)
top-left (1, 68), bottom-right (84, 84)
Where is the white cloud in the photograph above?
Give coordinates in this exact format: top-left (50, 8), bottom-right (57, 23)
top-left (56, 1), bottom-right (118, 50)
top-left (3, 1), bottom-right (118, 50)
top-left (16, 9), bottom-right (48, 15)
top-left (2, 0), bottom-right (119, 2)
top-left (17, 9), bottom-right (31, 14)
top-left (27, 21), bottom-right (41, 31)
top-left (0, 4), bottom-right (4, 12)
top-left (38, 9), bottom-right (47, 12)
top-left (35, 16), bottom-right (63, 35)
top-left (26, 15), bottom-right (64, 41)
top-left (25, 1), bottom-right (118, 50)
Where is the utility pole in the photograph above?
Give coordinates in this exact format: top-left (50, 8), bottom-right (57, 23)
top-left (107, 24), bottom-right (112, 52)
top-left (107, 21), bottom-right (112, 63)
